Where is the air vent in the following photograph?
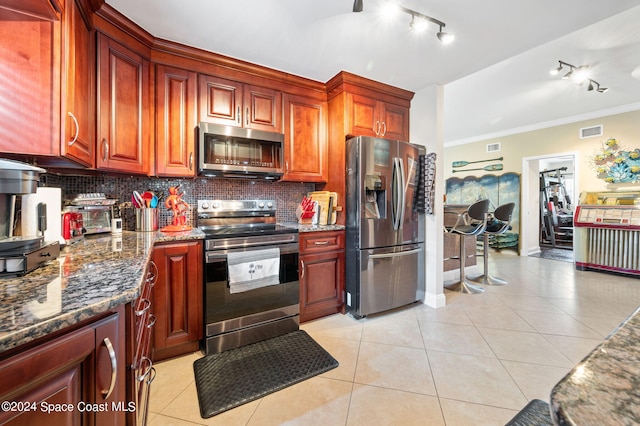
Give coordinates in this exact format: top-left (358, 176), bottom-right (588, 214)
top-left (486, 142), bottom-right (501, 153)
top-left (580, 125), bottom-right (603, 139)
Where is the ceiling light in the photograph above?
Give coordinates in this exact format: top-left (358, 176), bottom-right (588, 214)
top-left (551, 60), bottom-right (607, 93)
top-left (372, 1), bottom-right (454, 44)
top-left (436, 25), bottom-right (455, 44)
top-left (353, 0), bottom-right (363, 12)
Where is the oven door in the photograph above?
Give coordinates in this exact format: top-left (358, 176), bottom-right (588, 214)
top-left (204, 241), bottom-right (299, 353)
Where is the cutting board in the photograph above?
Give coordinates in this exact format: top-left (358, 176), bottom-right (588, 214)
top-left (307, 191), bottom-right (338, 225)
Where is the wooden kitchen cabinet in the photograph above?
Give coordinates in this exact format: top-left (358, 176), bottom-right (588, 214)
top-left (61, 0), bottom-right (95, 167)
top-left (151, 241), bottom-right (203, 361)
top-left (325, 71), bottom-right (414, 225)
top-left (0, 310), bottom-right (126, 425)
top-left (155, 64), bottom-right (198, 177)
top-left (299, 231), bottom-right (345, 322)
top-left (282, 93), bottom-right (328, 182)
top-left (347, 93), bottom-right (409, 141)
top-left (0, 0), bottom-right (63, 21)
top-left (96, 32), bottom-right (151, 174)
top-left (199, 74), bottom-right (282, 132)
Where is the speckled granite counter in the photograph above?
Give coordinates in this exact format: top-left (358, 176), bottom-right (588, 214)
top-left (550, 306), bottom-right (640, 425)
top-left (282, 223), bottom-right (345, 233)
top-left (0, 229), bottom-right (205, 355)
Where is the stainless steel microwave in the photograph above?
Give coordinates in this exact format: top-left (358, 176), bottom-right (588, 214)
top-left (198, 122), bottom-right (284, 179)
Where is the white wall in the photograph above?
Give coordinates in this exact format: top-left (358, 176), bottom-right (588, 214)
top-left (410, 85), bottom-right (446, 309)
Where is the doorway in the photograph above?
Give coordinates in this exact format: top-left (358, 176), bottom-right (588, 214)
top-left (520, 152), bottom-right (578, 259)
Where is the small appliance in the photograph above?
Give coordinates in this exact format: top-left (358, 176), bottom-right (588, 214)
top-left (63, 193), bottom-right (117, 236)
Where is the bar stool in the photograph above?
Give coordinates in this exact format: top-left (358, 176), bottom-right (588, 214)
top-left (470, 202), bottom-right (515, 286)
top-left (444, 199), bottom-right (490, 294)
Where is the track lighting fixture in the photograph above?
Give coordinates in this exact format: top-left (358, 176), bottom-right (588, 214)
top-left (352, 1), bottom-right (454, 44)
top-left (550, 60), bottom-right (607, 93)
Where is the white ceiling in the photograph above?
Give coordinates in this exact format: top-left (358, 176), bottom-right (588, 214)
top-left (106, 0), bottom-right (640, 145)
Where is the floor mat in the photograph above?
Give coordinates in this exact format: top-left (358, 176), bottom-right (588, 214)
top-left (530, 247), bottom-right (574, 263)
top-left (193, 330), bottom-right (339, 418)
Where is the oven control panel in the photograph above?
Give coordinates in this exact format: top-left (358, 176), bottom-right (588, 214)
top-left (197, 199), bottom-right (276, 215)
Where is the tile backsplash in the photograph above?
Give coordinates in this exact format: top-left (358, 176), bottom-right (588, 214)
top-left (45, 174), bottom-right (315, 231)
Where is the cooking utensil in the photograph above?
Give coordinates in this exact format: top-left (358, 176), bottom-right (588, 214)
top-left (142, 191), bottom-right (154, 207)
top-left (149, 195), bottom-right (159, 208)
top-left (133, 191), bottom-right (145, 208)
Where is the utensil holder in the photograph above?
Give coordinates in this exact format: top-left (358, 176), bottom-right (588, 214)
top-left (136, 208), bottom-right (158, 232)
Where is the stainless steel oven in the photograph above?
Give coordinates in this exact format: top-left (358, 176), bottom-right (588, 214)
top-left (198, 200), bottom-right (300, 354)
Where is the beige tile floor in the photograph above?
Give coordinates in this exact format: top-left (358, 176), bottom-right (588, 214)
top-left (147, 252), bottom-right (640, 425)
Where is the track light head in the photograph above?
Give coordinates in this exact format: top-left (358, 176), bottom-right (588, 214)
top-left (562, 69), bottom-right (574, 79)
top-left (597, 86), bottom-right (609, 93)
top-left (353, 0), bottom-right (363, 13)
top-left (436, 25), bottom-right (455, 44)
top-left (587, 81), bottom-right (594, 91)
top-left (550, 62), bottom-right (563, 76)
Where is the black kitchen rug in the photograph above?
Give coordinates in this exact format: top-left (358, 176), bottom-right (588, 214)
top-left (193, 330), bottom-right (339, 418)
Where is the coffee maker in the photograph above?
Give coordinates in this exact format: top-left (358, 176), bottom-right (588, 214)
top-left (0, 159), bottom-right (60, 275)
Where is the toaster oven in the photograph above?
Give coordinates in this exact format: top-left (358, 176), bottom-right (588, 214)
top-left (64, 193), bottom-right (117, 236)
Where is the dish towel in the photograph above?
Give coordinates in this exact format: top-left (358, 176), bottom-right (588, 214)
top-left (227, 248), bottom-right (280, 294)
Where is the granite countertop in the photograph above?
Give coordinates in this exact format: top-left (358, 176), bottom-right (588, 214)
top-left (0, 229), bottom-right (205, 355)
top-left (550, 306), bottom-right (640, 425)
top-left (282, 223), bottom-right (345, 233)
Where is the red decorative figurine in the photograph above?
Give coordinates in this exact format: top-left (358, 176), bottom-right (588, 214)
top-left (162, 185), bottom-right (192, 232)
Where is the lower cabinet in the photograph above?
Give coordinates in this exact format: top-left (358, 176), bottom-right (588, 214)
top-left (151, 241), bottom-right (203, 361)
top-left (299, 231), bottom-right (345, 322)
top-left (0, 309), bottom-right (126, 425)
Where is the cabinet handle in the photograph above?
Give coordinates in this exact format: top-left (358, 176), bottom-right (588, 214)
top-left (102, 138), bottom-right (109, 162)
top-left (300, 259), bottom-right (305, 278)
top-left (101, 337), bottom-right (117, 400)
top-left (246, 107), bottom-right (249, 126)
top-left (237, 106), bottom-right (241, 124)
top-left (313, 241), bottom-right (330, 245)
top-left (147, 261), bottom-right (158, 286)
top-left (67, 112), bottom-right (79, 146)
top-left (381, 122), bottom-right (387, 136)
top-left (135, 299), bottom-right (151, 317)
top-left (285, 161), bottom-right (289, 173)
top-left (147, 314), bottom-right (157, 329)
top-left (189, 152), bottom-right (193, 171)
top-left (374, 121), bottom-right (380, 135)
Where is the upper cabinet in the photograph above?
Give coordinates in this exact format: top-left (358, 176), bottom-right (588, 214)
top-left (282, 93), bottom-right (327, 183)
top-left (155, 65), bottom-right (197, 177)
top-left (96, 33), bottom-right (151, 174)
top-left (0, 0), bottom-right (63, 21)
top-left (198, 74), bottom-right (282, 133)
top-left (61, 0), bottom-right (95, 167)
top-left (347, 93), bottom-right (409, 141)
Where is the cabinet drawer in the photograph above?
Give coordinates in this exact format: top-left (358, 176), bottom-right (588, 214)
top-left (300, 231), bottom-right (344, 254)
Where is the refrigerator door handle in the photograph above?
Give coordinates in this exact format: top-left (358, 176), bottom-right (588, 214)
top-left (391, 158), bottom-right (403, 230)
top-left (369, 247), bottom-right (422, 259)
top-left (397, 157), bottom-right (406, 230)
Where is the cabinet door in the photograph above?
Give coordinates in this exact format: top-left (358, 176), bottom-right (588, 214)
top-left (97, 33), bottom-right (150, 174)
top-left (243, 84), bottom-right (282, 132)
top-left (0, 10), bottom-right (60, 156)
top-left (61, 0), bottom-right (95, 167)
top-left (379, 101), bottom-right (409, 141)
top-left (299, 250), bottom-right (345, 323)
top-left (347, 93), bottom-right (378, 137)
top-left (156, 65), bottom-right (197, 176)
top-left (198, 74), bottom-right (242, 126)
top-left (0, 327), bottom-right (94, 425)
top-left (282, 93), bottom-right (327, 182)
top-left (94, 312), bottom-right (126, 425)
top-left (152, 241), bottom-right (203, 361)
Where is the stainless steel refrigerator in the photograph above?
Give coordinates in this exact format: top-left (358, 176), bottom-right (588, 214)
top-left (345, 135), bottom-right (426, 318)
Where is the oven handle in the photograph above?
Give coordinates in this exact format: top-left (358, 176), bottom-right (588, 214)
top-left (206, 242), bottom-right (299, 263)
